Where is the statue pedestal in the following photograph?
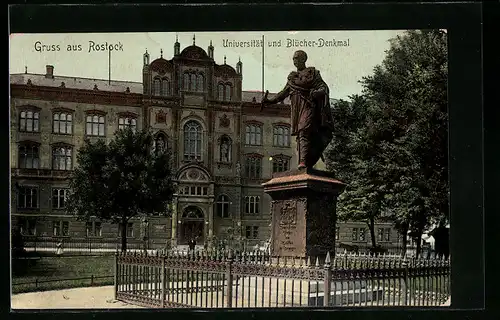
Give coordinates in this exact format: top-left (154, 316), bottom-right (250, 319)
top-left (262, 168), bottom-right (346, 260)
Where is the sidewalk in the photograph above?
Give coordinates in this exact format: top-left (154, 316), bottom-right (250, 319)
top-left (11, 285), bottom-right (144, 309)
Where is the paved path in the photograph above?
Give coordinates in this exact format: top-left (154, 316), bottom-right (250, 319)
top-left (11, 286), bottom-right (144, 309)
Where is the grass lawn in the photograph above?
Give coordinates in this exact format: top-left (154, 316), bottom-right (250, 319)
top-left (12, 256), bottom-right (115, 294)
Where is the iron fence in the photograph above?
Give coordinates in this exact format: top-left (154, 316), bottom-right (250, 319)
top-left (114, 250), bottom-right (450, 308)
top-left (19, 236), bottom-right (149, 255)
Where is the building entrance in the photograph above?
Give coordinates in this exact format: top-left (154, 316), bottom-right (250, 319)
top-left (179, 206), bottom-right (204, 245)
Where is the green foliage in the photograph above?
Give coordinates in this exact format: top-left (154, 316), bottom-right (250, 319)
top-left (66, 128), bottom-right (175, 250)
top-left (325, 30), bottom-right (449, 251)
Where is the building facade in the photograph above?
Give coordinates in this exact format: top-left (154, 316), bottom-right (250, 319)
top-left (10, 38), bottom-right (399, 250)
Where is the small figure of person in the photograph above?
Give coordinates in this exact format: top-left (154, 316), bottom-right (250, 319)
top-left (56, 240), bottom-right (64, 256)
top-left (188, 238), bottom-right (196, 252)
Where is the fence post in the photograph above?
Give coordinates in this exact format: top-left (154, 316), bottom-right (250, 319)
top-left (403, 259), bottom-right (409, 305)
top-left (91, 274), bottom-right (94, 286)
top-left (226, 250), bottom-right (234, 308)
top-left (114, 253), bottom-right (118, 300)
top-left (161, 256), bottom-right (166, 308)
top-left (323, 252), bottom-right (332, 307)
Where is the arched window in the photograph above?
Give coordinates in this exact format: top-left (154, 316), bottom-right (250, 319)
top-left (218, 84), bottom-right (224, 101)
top-left (219, 136), bottom-right (232, 162)
top-left (183, 120), bottom-right (202, 161)
top-left (153, 78), bottom-right (161, 96)
top-left (224, 84), bottom-right (232, 101)
top-left (52, 145), bottom-right (73, 170)
top-left (190, 74), bottom-right (197, 91)
top-left (18, 142), bottom-right (40, 169)
top-left (216, 195), bottom-right (230, 218)
top-left (197, 74), bottom-right (204, 92)
top-left (161, 79), bottom-right (170, 96)
top-left (183, 73), bottom-right (190, 90)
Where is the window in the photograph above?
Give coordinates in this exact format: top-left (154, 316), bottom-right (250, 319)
top-left (178, 185), bottom-right (208, 196)
top-left (335, 226), bottom-right (340, 240)
top-left (86, 113), bottom-right (105, 136)
top-left (118, 116), bottom-right (137, 132)
top-left (161, 79), bottom-right (170, 96)
top-left (219, 136), bottom-right (232, 162)
top-left (378, 228), bottom-right (391, 242)
top-left (245, 226), bottom-right (259, 239)
top-left (217, 83), bottom-right (232, 101)
top-left (53, 221), bottom-right (69, 237)
top-left (19, 218), bottom-right (37, 236)
top-left (53, 112), bottom-right (73, 134)
top-left (153, 78), bottom-right (161, 95)
top-left (245, 155), bottom-right (262, 179)
top-left (118, 223), bottom-right (134, 238)
top-left (86, 221), bottom-right (102, 237)
top-left (272, 156), bottom-right (290, 173)
top-left (183, 120), bottom-right (202, 161)
top-left (18, 143), bottom-right (40, 169)
top-left (273, 126), bottom-right (291, 147)
top-left (52, 188), bottom-right (69, 209)
top-left (18, 186), bottom-right (38, 209)
top-left (216, 195), bottom-right (230, 218)
top-left (19, 110), bottom-right (40, 132)
top-left (218, 84), bottom-right (224, 100)
top-left (352, 227), bottom-right (366, 241)
top-left (359, 228), bottom-right (366, 241)
top-left (52, 145), bottom-right (72, 170)
top-left (190, 74), bottom-right (196, 91)
top-left (224, 84), bottom-right (232, 101)
top-left (245, 124), bottom-right (262, 145)
top-left (183, 73), bottom-right (190, 90)
top-left (245, 196), bottom-right (260, 215)
top-left (196, 74), bottom-right (204, 92)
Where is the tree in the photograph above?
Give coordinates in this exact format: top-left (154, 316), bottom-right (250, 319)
top-left (326, 30), bottom-right (449, 257)
top-left (361, 29), bottom-right (449, 257)
top-left (66, 128), bottom-right (175, 252)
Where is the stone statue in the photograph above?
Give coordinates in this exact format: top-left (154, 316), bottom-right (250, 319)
top-left (220, 142), bottom-right (229, 162)
top-left (262, 50), bottom-right (334, 169)
top-left (235, 161), bottom-right (241, 176)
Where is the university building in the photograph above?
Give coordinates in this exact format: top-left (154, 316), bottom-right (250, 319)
top-left (10, 38), bottom-right (398, 250)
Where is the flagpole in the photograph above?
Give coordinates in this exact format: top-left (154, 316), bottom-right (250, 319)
top-left (108, 49), bottom-right (111, 85)
top-left (261, 35), bottom-right (264, 97)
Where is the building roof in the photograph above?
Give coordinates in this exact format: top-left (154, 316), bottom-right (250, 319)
top-left (10, 73), bottom-right (143, 93)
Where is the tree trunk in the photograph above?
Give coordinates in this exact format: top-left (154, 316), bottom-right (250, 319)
top-left (367, 218), bottom-right (376, 249)
top-left (121, 216), bottom-right (128, 252)
top-left (401, 223), bottom-right (409, 257)
top-left (415, 226), bottom-right (424, 259)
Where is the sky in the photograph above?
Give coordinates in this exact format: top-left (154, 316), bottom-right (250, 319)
top-left (9, 30), bottom-right (406, 100)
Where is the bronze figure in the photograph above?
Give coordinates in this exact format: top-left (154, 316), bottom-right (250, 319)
top-left (262, 50), bottom-right (334, 169)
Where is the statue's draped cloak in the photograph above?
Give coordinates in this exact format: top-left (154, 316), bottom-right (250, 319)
top-left (274, 67), bottom-right (334, 142)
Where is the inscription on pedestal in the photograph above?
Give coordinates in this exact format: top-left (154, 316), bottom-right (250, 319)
top-left (272, 199), bottom-right (306, 257)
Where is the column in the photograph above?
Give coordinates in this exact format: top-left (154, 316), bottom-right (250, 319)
top-left (171, 198), bottom-right (179, 246)
top-left (208, 199), bottom-right (214, 238)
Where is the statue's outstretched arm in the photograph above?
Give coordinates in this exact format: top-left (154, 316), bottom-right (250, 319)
top-left (268, 84), bottom-right (290, 104)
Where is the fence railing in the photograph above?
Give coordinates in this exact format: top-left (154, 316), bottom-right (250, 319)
top-left (19, 236), bottom-right (149, 255)
top-left (115, 250), bottom-right (450, 308)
